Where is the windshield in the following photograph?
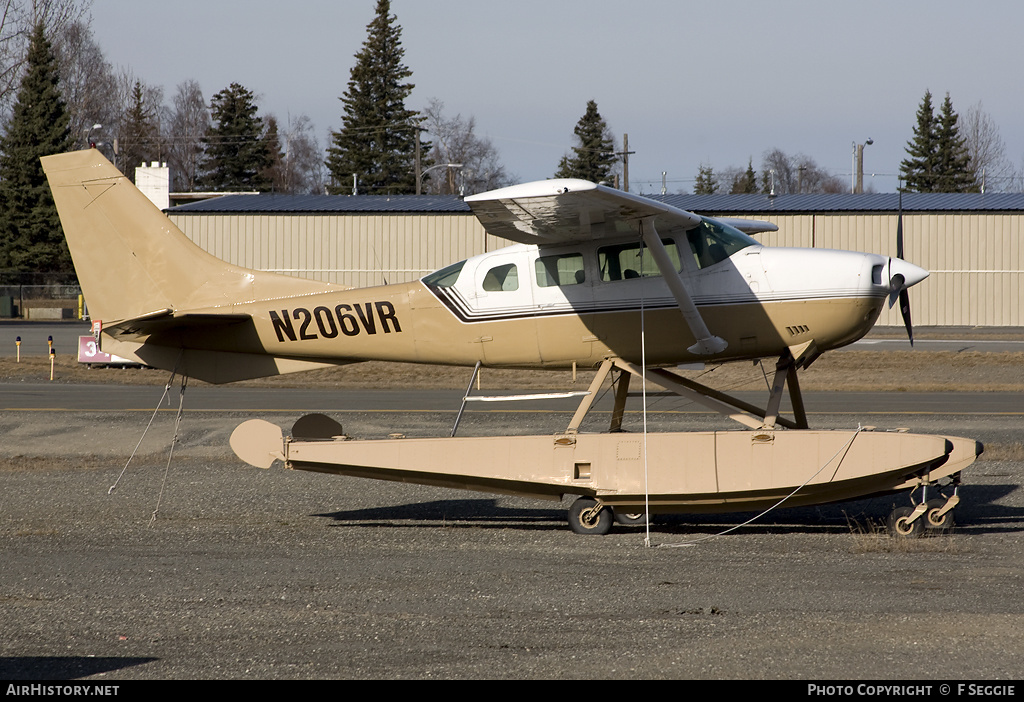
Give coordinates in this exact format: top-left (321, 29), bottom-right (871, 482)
top-left (685, 217), bottom-right (758, 269)
top-left (422, 260), bottom-right (466, 288)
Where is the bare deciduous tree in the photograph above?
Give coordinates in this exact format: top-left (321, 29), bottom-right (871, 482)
top-left (272, 113), bottom-right (324, 194)
top-left (962, 101), bottom-right (1016, 192)
top-left (165, 79), bottom-right (209, 192)
top-left (423, 98), bottom-right (511, 195)
top-left (761, 148), bottom-right (845, 194)
top-left (52, 19), bottom-right (117, 149)
top-left (0, 0), bottom-right (88, 116)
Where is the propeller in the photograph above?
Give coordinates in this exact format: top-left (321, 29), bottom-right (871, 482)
top-left (889, 192), bottom-right (915, 346)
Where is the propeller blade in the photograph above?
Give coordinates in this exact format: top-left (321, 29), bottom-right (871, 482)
top-left (899, 288), bottom-right (914, 347)
top-left (895, 191), bottom-right (914, 346)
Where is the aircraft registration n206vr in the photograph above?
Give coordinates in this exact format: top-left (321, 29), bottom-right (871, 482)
top-left (42, 149), bottom-right (980, 536)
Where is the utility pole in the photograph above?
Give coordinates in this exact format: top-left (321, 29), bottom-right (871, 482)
top-left (415, 129), bottom-right (422, 195)
top-left (623, 133), bottom-right (630, 192)
top-left (607, 133), bottom-right (635, 192)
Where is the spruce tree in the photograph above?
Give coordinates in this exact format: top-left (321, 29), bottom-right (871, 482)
top-left (901, 90), bottom-right (980, 193)
top-left (0, 22), bottom-right (72, 276)
top-left (119, 80), bottom-right (160, 184)
top-left (900, 91), bottom-right (938, 192)
top-left (731, 158), bottom-right (758, 194)
top-left (325, 0), bottom-right (424, 195)
top-left (693, 164), bottom-right (717, 194)
top-left (897, 92), bottom-right (937, 193)
top-left (262, 115), bottom-right (287, 192)
top-left (934, 93), bottom-right (978, 193)
top-left (198, 82), bottom-right (271, 191)
top-left (554, 100), bottom-right (617, 183)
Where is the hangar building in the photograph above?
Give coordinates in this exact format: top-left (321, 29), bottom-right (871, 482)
top-left (168, 191), bottom-right (1024, 328)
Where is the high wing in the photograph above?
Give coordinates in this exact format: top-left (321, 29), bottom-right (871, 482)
top-left (465, 179), bottom-right (702, 245)
top-left (466, 179), bottom-right (730, 355)
top-left (465, 179), bottom-right (779, 242)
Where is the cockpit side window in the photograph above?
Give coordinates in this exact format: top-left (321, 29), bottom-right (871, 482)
top-left (535, 253), bottom-right (585, 287)
top-left (686, 218), bottom-right (757, 270)
top-left (598, 239), bottom-right (680, 281)
top-left (422, 260), bottom-right (466, 288)
top-left (482, 263), bottom-right (519, 291)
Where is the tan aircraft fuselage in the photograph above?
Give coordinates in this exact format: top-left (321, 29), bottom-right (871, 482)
top-left (43, 148), bottom-right (887, 382)
top-left (115, 278), bottom-right (882, 374)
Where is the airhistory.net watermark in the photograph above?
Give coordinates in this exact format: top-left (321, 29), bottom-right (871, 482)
top-left (6, 686), bottom-right (119, 697)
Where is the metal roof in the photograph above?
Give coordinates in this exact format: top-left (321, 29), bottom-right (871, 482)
top-left (656, 192), bottom-right (1024, 213)
top-left (170, 193), bottom-right (470, 214)
top-left (168, 191), bottom-right (1024, 215)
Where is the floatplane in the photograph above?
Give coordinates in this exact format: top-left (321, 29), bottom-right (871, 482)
top-left (42, 149), bottom-right (980, 535)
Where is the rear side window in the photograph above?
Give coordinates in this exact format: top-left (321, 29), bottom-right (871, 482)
top-left (536, 253), bottom-right (585, 287)
top-left (598, 240), bottom-right (680, 281)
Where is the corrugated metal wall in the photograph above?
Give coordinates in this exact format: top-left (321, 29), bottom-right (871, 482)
top-left (748, 212), bottom-right (1024, 326)
top-left (172, 213), bottom-right (512, 289)
top-left (169, 210), bottom-right (1024, 326)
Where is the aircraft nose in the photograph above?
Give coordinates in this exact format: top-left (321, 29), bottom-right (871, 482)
top-left (889, 257), bottom-right (929, 290)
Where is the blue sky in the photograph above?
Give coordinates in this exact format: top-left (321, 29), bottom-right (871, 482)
top-left (90, 0), bottom-right (1023, 193)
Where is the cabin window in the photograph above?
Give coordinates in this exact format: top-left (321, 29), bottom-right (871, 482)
top-left (685, 217), bottom-right (757, 269)
top-left (482, 263), bottom-right (519, 291)
top-left (535, 253), bottom-right (585, 287)
top-left (422, 260), bottom-right (466, 288)
top-left (598, 239), bottom-right (680, 281)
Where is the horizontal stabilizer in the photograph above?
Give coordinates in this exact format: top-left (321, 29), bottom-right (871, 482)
top-left (102, 308), bottom-right (252, 341)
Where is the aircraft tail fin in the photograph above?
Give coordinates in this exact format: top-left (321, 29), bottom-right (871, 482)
top-left (41, 149), bottom-right (337, 325)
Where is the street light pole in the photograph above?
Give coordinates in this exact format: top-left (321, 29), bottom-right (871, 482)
top-left (852, 138), bottom-right (873, 193)
top-left (417, 163), bottom-right (464, 195)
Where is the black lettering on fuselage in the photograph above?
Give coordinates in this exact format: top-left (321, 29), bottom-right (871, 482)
top-left (376, 301), bottom-right (402, 333)
top-left (314, 306), bottom-right (338, 338)
top-left (270, 310), bottom-right (297, 342)
top-left (354, 303), bottom-right (376, 334)
top-left (294, 307), bottom-right (317, 340)
top-left (270, 302), bottom-right (403, 342)
top-left (335, 304), bottom-right (360, 336)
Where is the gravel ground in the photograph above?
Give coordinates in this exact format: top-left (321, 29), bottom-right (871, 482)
top-left (2, 327), bottom-right (1022, 680)
top-left (0, 404), bottom-right (1022, 680)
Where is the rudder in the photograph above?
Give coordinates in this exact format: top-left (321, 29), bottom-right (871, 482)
top-left (41, 149), bottom-right (335, 324)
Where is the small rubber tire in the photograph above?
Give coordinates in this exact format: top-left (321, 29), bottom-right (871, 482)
top-left (924, 498), bottom-right (955, 531)
top-left (887, 505), bottom-right (924, 538)
top-left (612, 510), bottom-right (648, 527)
top-left (568, 497), bottom-right (613, 535)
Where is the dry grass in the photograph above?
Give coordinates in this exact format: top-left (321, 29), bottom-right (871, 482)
top-left (977, 442), bottom-right (1024, 462)
top-left (846, 514), bottom-right (963, 554)
top-left (849, 531), bottom-right (963, 554)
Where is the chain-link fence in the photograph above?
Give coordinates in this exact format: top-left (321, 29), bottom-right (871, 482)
top-left (0, 284), bottom-right (84, 319)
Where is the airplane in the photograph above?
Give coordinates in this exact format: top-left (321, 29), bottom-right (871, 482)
top-left (42, 148), bottom-right (981, 537)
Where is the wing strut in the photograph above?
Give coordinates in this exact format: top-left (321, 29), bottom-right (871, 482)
top-left (639, 217), bottom-right (727, 355)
